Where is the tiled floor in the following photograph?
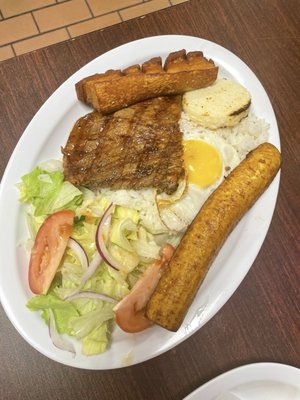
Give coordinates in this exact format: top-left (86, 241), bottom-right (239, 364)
top-left (0, 0), bottom-right (189, 62)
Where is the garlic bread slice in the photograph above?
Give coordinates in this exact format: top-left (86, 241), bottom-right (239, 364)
top-left (183, 79), bottom-right (251, 129)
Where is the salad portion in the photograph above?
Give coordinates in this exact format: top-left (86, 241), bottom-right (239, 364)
top-left (18, 160), bottom-right (181, 356)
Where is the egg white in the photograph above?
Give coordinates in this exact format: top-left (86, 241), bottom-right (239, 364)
top-left (157, 122), bottom-right (241, 232)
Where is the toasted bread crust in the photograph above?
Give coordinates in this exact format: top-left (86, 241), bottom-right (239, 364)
top-left (76, 50), bottom-right (218, 114)
top-left (145, 143), bottom-right (281, 331)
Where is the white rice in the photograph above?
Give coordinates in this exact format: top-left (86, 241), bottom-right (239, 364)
top-left (180, 111), bottom-right (269, 160)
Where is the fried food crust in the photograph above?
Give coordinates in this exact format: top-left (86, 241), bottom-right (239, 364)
top-left (145, 143), bottom-right (281, 331)
top-left (76, 50), bottom-right (218, 114)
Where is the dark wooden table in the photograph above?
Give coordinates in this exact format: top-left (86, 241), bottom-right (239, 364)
top-left (0, 0), bottom-right (299, 399)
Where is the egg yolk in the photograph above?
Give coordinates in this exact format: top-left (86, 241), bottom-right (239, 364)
top-left (183, 139), bottom-right (223, 188)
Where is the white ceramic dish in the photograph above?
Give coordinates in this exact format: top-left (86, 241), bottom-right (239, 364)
top-left (0, 35), bottom-right (280, 369)
top-left (184, 363), bottom-right (300, 400)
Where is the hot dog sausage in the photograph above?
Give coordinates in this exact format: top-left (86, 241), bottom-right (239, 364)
top-left (145, 142), bottom-right (281, 331)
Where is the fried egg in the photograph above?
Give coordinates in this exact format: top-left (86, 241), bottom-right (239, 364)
top-left (157, 129), bottom-right (241, 232)
top-left (183, 139), bottom-right (223, 189)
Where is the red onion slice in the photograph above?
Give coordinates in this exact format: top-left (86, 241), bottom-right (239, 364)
top-left (48, 309), bottom-right (76, 356)
top-left (63, 252), bottom-right (102, 299)
top-left (68, 238), bottom-right (89, 271)
top-left (65, 291), bottom-right (117, 303)
top-left (95, 203), bottom-right (124, 271)
top-left (63, 203), bottom-right (122, 301)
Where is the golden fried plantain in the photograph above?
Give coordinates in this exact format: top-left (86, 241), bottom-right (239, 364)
top-left (145, 142), bottom-right (281, 331)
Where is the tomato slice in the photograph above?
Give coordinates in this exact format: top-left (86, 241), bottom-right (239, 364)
top-left (28, 210), bottom-right (75, 295)
top-left (114, 244), bottom-right (174, 333)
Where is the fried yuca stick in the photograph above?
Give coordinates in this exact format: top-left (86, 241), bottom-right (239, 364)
top-left (146, 142), bottom-right (281, 331)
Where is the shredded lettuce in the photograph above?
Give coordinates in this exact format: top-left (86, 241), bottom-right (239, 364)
top-left (18, 166), bottom-right (83, 216)
top-left (25, 212), bottom-right (44, 239)
top-left (20, 160), bottom-right (182, 357)
top-left (71, 220), bottom-right (98, 260)
top-left (68, 302), bottom-right (114, 340)
top-left (26, 265), bottom-right (125, 355)
top-left (51, 181), bottom-right (83, 212)
top-left (131, 226), bottom-right (161, 259)
top-left (108, 244), bottom-right (140, 273)
top-left (83, 263), bottom-right (130, 300)
top-left (27, 292), bottom-right (79, 335)
top-left (82, 321), bottom-right (111, 356)
top-left (110, 217), bottom-right (137, 252)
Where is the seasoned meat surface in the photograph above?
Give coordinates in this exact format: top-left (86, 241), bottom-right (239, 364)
top-left (62, 96), bottom-right (184, 194)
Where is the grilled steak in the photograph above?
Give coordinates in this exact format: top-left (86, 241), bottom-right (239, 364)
top-left (62, 96), bottom-right (184, 194)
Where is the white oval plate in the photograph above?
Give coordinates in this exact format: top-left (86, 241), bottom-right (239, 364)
top-left (0, 35), bottom-right (280, 369)
top-left (184, 363), bottom-right (300, 400)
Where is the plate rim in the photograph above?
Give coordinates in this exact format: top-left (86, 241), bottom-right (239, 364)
top-left (183, 362), bottom-right (300, 399)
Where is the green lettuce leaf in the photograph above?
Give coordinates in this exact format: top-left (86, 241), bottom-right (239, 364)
top-left (51, 181), bottom-right (83, 211)
top-left (18, 166), bottom-right (83, 216)
top-left (71, 220), bottom-right (98, 260)
top-left (26, 292), bottom-right (79, 335)
top-left (82, 321), bottom-right (111, 356)
top-left (68, 302), bottom-right (114, 340)
top-left (83, 262), bottom-right (130, 300)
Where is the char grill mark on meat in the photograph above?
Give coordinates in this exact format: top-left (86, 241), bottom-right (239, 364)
top-left (62, 96), bottom-right (184, 194)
